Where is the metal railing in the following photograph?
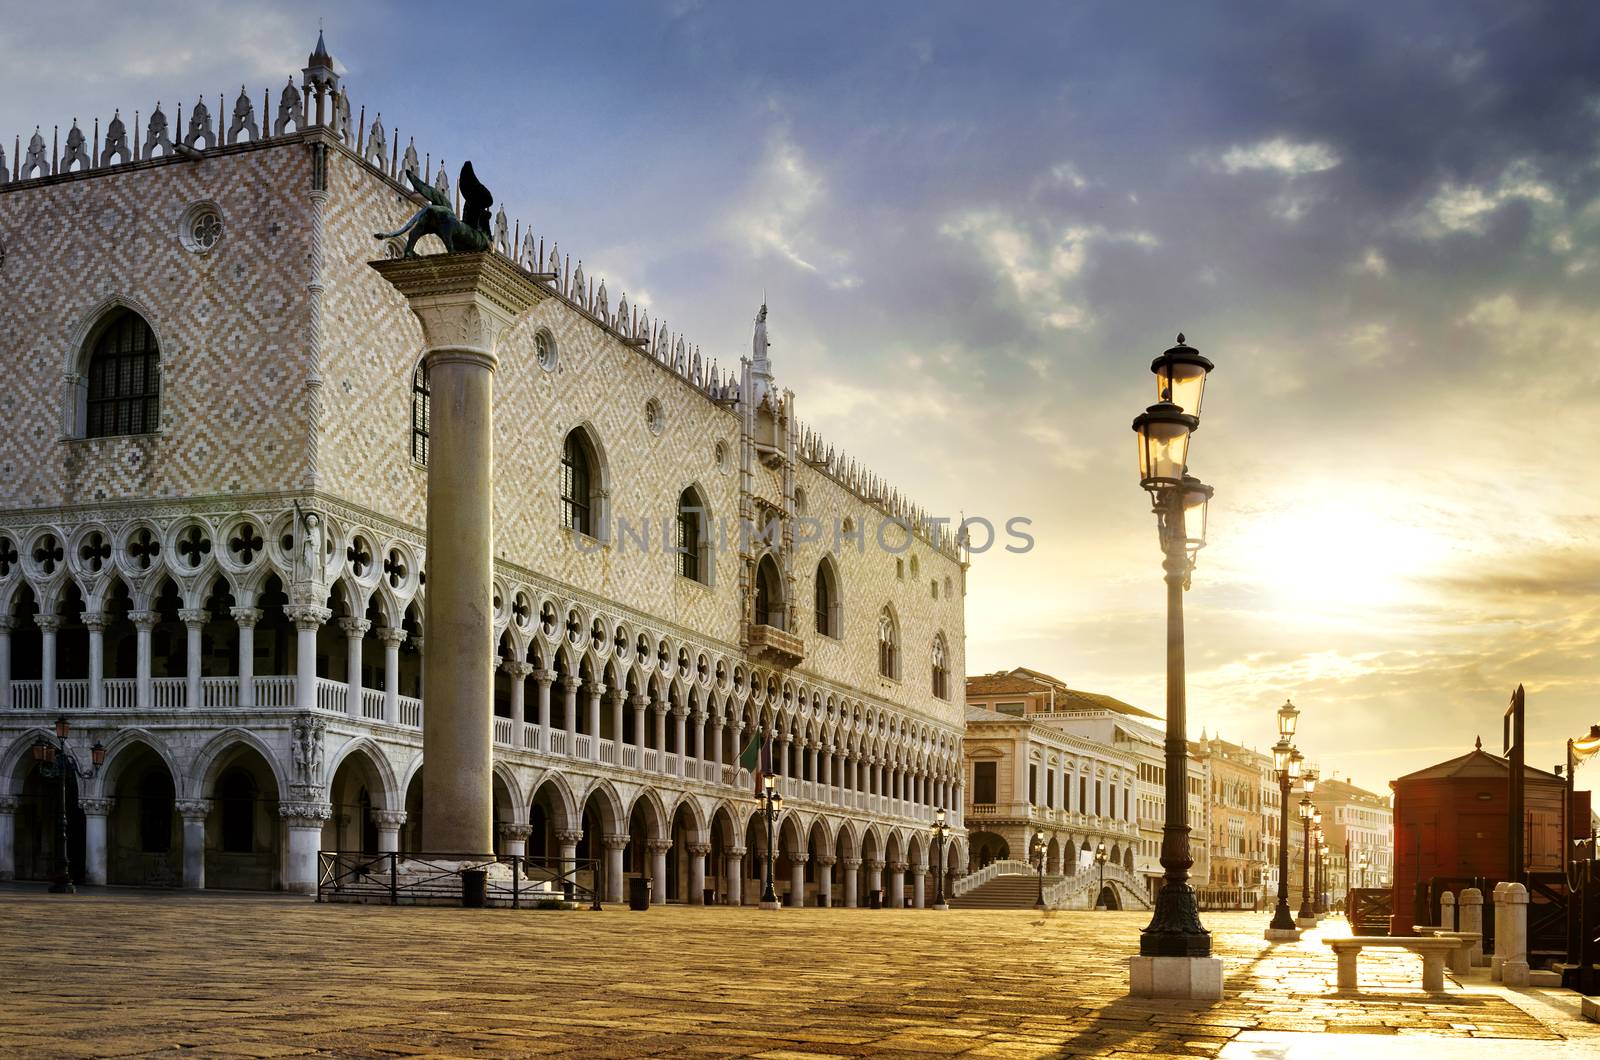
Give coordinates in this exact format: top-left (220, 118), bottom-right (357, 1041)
top-left (316, 851), bottom-right (600, 908)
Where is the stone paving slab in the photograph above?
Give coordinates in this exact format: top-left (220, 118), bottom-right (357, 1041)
top-left (0, 891), bottom-right (1591, 1057)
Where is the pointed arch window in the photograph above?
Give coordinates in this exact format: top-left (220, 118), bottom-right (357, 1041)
top-left (878, 607), bottom-right (899, 680)
top-left (676, 486), bottom-right (711, 584)
top-left (562, 429), bottom-right (596, 536)
top-left (85, 310), bottom-right (160, 437)
top-left (754, 553), bottom-right (784, 630)
top-left (932, 633), bottom-right (950, 700)
top-left (410, 361), bottom-right (430, 466)
top-left (814, 557), bottom-right (840, 638)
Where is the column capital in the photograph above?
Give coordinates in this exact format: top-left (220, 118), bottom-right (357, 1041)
top-left (555, 829), bottom-right (586, 845)
top-left (729, 845), bottom-right (747, 858)
top-left (80, 612), bottom-right (108, 632)
top-left (175, 798), bottom-right (211, 821)
top-left (630, 694), bottom-right (649, 709)
top-left (813, 853), bottom-right (836, 867)
top-left (587, 682), bottom-right (608, 697)
top-left (33, 615), bottom-right (61, 634)
top-left (842, 857), bottom-right (861, 869)
top-left (0, 795), bottom-right (18, 813)
top-left (338, 617), bottom-right (372, 638)
top-left (278, 800), bottom-right (333, 824)
top-left (888, 860), bottom-right (908, 873)
top-left (178, 608), bottom-right (210, 627)
top-left (376, 626), bottom-right (408, 647)
top-left (864, 858), bottom-right (884, 871)
top-left (559, 675), bottom-right (581, 693)
top-left (0, 616), bottom-right (13, 633)
top-left (230, 606), bottom-right (263, 628)
top-left (285, 604), bottom-right (332, 631)
top-left (370, 252), bottom-right (546, 363)
top-left (603, 833), bottom-right (631, 851)
top-left (533, 669), bottom-right (556, 685)
top-left (128, 609), bottom-right (159, 631)
top-left (501, 659), bottom-right (535, 677)
top-left (688, 843), bottom-right (711, 857)
top-left (789, 852), bottom-right (809, 865)
top-left (370, 809), bottom-right (407, 828)
top-left (647, 839), bottom-right (673, 855)
top-left (497, 822), bottom-right (533, 841)
top-left (79, 797), bottom-right (114, 816)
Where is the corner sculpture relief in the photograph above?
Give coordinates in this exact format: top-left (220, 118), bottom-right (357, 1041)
top-left (374, 160), bottom-right (494, 256)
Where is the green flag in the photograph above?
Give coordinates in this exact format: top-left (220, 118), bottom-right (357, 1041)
top-left (738, 732), bottom-right (761, 772)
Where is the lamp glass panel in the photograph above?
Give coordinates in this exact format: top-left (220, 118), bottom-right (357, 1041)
top-left (1139, 419), bottom-right (1191, 482)
top-left (1158, 362), bottom-right (1208, 416)
top-left (1182, 485), bottom-right (1210, 549)
top-left (1279, 703), bottom-right (1299, 738)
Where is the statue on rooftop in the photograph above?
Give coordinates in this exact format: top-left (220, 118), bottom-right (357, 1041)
top-left (374, 160), bottom-right (493, 256)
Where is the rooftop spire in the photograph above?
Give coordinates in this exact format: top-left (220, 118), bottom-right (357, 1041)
top-left (303, 28), bottom-right (339, 92)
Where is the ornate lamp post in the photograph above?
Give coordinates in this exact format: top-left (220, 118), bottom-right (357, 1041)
top-left (1296, 785), bottom-right (1317, 927)
top-left (931, 808), bottom-right (951, 911)
top-left (758, 774), bottom-right (784, 910)
top-left (1312, 811), bottom-right (1325, 915)
top-left (1032, 829), bottom-right (1047, 909)
top-left (30, 717), bottom-right (106, 895)
top-left (1266, 707), bottom-right (1302, 938)
top-left (1130, 335), bottom-right (1218, 981)
top-left (1095, 842), bottom-right (1109, 908)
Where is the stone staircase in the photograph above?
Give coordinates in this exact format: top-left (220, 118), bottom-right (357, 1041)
top-left (950, 874), bottom-right (1060, 909)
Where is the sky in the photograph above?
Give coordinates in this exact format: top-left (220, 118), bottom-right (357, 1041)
top-left (5, 1), bottom-right (1600, 796)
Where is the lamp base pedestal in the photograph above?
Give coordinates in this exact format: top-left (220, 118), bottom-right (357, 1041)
top-left (1295, 915), bottom-right (1317, 929)
top-left (933, 902), bottom-right (950, 911)
top-left (1128, 956), bottom-right (1224, 1000)
top-left (1264, 927), bottom-right (1302, 941)
top-left (758, 899), bottom-right (781, 910)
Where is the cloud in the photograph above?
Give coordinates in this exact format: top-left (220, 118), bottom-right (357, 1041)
top-left (1215, 137), bottom-right (1341, 176)
top-left (722, 127), bottom-right (861, 290)
top-left (1410, 160), bottom-right (1561, 238)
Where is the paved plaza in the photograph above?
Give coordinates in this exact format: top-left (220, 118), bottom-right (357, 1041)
top-left (1, 889), bottom-right (1597, 1058)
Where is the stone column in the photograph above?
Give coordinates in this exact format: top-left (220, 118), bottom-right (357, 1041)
top-left (231, 608), bottom-right (261, 708)
top-left (691, 709), bottom-right (705, 780)
top-left (372, 809), bottom-right (406, 853)
top-left (534, 670), bottom-right (554, 752)
top-left (80, 797), bottom-right (113, 885)
top-left (373, 253), bottom-right (540, 855)
top-left (654, 702), bottom-right (669, 775)
top-left (587, 683), bottom-right (605, 762)
top-left (820, 746), bottom-right (831, 801)
top-left (287, 605), bottom-right (331, 714)
top-left (648, 839), bottom-right (672, 905)
top-left (814, 853), bottom-right (835, 906)
top-left (1502, 882), bottom-right (1530, 986)
top-left (556, 829), bottom-right (583, 900)
top-left (912, 865), bottom-right (927, 909)
top-left (712, 712), bottom-right (725, 780)
top-left (0, 795), bottom-right (16, 879)
top-left (727, 847), bottom-right (745, 905)
top-left (867, 858), bottom-right (885, 903)
top-left (603, 834), bottom-right (629, 904)
top-left (611, 689), bottom-right (626, 765)
top-left (561, 676), bottom-right (579, 757)
top-left (178, 608), bottom-right (208, 708)
top-left (1460, 887), bottom-right (1485, 966)
top-left (789, 852), bottom-right (808, 906)
top-left (83, 613), bottom-right (106, 710)
top-left (631, 694), bottom-right (648, 771)
top-left (0, 617), bottom-right (11, 709)
top-left (888, 861), bottom-right (906, 908)
top-left (130, 611), bottom-right (156, 709)
top-left (280, 801), bottom-right (332, 894)
top-left (688, 843), bottom-right (709, 904)
top-left (497, 822), bottom-right (531, 858)
top-left (176, 799), bottom-right (210, 890)
top-left (339, 618), bottom-right (369, 715)
top-left (504, 661), bottom-right (532, 748)
top-left (378, 627), bottom-right (407, 725)
top-left (842, 857), bottom-right (860, 908)
top-left (36, 615), bottom-right (59, 711)
top-left (1492, 882), bottom-right (1509, 980)
top-left (672, 707), bottom-right (688, 777)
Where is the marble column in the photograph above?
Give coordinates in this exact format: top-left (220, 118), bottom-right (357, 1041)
top-left (340, 618), bottom-right (370, 716)
top-left (372, 809), bottom-right (406, 853)
top-left (789, 852), bottom-right (808, 907)
top-left (0, 617), bottom-right (11, 709)
top-left (176, 799), bottom-right (209, 890)
top-left (80, 797), bottom-right (113, 885)
top-left (610, 689), bottom-right (626, 766)
top-left (373, 253), bottom-right (540, 856)
top-left (672, 707), bottom-right (688, 777)
top-left (179, 608), bottom-right (208, 709)
top-left (691, 709), bottom-right (705, 781)
top-left (653, 702), bottom-right (669, 774)
top-left (814, 853), bottom-right (835, 906)
top-left (726, 848), bottom-right (745, 905)
top-left (534, 670), bottom-right (554, 752)
top-left (842, 857), bottom-right (860, 908)
top-left (505, 661), bottom-right (532, 748)
top-left (649, 839), bottom-right (671, 904)
top-left (287, 605), bottom-right (330, 714)
top-left (712, 712), bottom-right (725, 781)
top-left (631, 694), bottom-right (648, 771)
top-left (912, 865), bottom-right (927, 909)
top-left (231, 607), bottom-right (261, 708)
top-left (0, 795), bottom-right (16, 879)
top-left (129, 611), bottom-right (156, 709)
top-left (556, 828), bottom-right (583, 902)
top-left (603, 834), bottom-right (629, 904)
top-left (587, 683), bottom-right (605, 762)
top-left (887, 860), bottom-right (906, 908)
top-left (36, 615), bottom-right (59, 711)
top-left (280, 801), bottom-right (332, 894)
top-left (867, 858), bottom-right (884, 901)
top-left (561, 676), bottom-right (579, 757)
top-left (497, 822), bottom-right (531, 858)
top-left (378, 627), bottom-right (407, 725)
top-left (83, 613), bottom-right (106, 710)
top-left (688, 842), bottom-right (709, 904)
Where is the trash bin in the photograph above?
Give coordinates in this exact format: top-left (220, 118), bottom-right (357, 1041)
top-left (817, 893), bottom-right (829, 908)
top-left (784, 891), bottom-right (798, 907)
top-left (869, 888), bottom-right (882, 909)
top-left (703, 887), bottom-right (716, 906)
top-left (461, 868), bottom-right (488, 908)
top-left (629, 876), bottom-right (652, 911)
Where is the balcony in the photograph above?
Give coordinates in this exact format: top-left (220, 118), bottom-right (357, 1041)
top-left (747, 623), bottom-right (804, 668)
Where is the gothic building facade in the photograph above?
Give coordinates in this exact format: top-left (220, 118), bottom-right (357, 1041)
top-left (0, 36), bottom-right (968, 903)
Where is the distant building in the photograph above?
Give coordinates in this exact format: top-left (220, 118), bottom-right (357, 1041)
top-left (1314, 775), bottom-right (1394, 900)
top-left (1191, 735), bottom-right (1269, 910)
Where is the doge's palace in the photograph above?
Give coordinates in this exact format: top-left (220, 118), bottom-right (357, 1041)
top-left (0, 34), bottom-right (969, 902)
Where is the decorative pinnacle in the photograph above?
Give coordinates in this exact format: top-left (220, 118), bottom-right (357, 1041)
top-left (1176, 332), bottom-right (1186, 345)
top-left (1475, 735), bottom-right (1482, 750)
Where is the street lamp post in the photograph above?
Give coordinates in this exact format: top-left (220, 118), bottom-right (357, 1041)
top-left (1096, 843), bottom-right (1109, 908)
top-left (1312, 812), bottom-right (1325, 916)
top-left (1130, 335), bottom-right (1217, 975)
top-left (1296, 777), bottom-right (1318, 927)
top-left (758, 774), bottom-right (784, 910)
top-left (30, 717), bottom-right (106, 895)
top-left (1032, 829), bottom-right (1047, 909)
top-left (931, 808), bottom-right (950, 911)
top-left (1266, 700), bottom-right (1302, 939)
top-left (1358, 852), bottom-right (1369, 889)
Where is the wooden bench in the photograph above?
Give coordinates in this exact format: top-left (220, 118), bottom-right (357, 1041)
top-left (1324, 936), bottom-right (1461, 993)
top-left (1415, 929), bottom-right (1482, 975)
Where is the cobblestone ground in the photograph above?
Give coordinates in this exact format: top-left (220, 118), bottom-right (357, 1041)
top-left (0, 890), bottom-right (1595, 1058)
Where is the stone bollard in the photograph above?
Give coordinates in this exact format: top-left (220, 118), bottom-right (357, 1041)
top-left (1459, 888), bottom-right (1485, 967)
top-left (1502, 883), bottom-right (1530, 987)
top-left (1441, 891), bottom-right (1456, 931)
top-left (1491, 882), bottom-right (1509, 981)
